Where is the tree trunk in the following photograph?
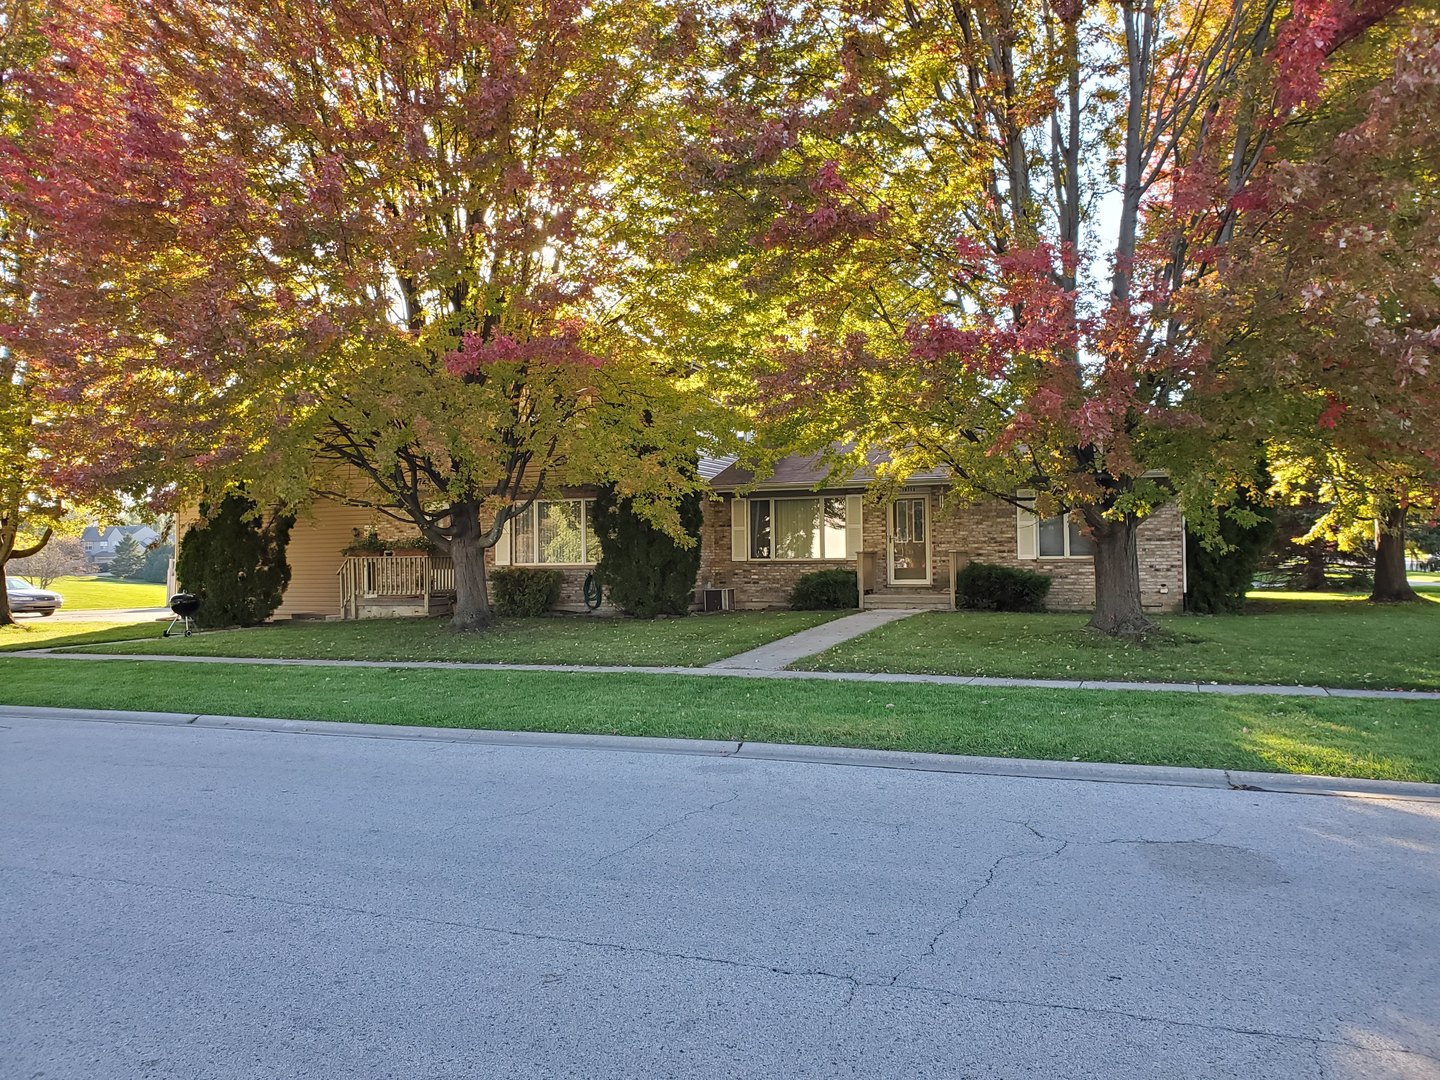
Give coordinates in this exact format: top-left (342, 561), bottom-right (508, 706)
top-left (1086, 514), bottom-right (1159, 639)
top-left (1299, 542), bottom-right (1328, 591)
top-left (0, 523), bottom-right (17, 626)
top-left (447, 502), bottom-right (494, 631)
top-left (1370, 507), bottom-right (1418, 603)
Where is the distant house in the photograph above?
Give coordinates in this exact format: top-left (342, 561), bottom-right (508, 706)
top-left (178, 449), bottom-right (1184, 620)
top-left (81, 524), bottom-right (161, 571)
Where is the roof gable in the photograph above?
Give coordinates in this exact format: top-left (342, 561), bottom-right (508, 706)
top-left (708, 447), bottom-right (950, 492)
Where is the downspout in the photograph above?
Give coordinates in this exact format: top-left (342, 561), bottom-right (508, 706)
top-left (1180, 515), bottom-right (1188, 608)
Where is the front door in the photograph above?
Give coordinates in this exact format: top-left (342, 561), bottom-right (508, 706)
top-left (888, 497), bottom-right (930, 585)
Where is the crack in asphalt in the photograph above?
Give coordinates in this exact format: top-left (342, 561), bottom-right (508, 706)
top-left (589, 790), bottom-right (741, 868)
top-left (890, 981), bottom-right (1440, 1064)
top-left (1092, 823), bottom-right (1226, 846)
top-left (882, 832), bottom-right (1070, 990)
top-left (1006, 819), bottom-right (1225, 848)
top-left (441, 800), bottom-right (555, 838)
top-left (7, 863), bottom-right (1438, 1067)
top-left (3, 862), bottom-right (859, 985)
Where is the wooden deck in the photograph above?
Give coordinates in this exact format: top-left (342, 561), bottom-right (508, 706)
top-left (337, 555), bottom-right (455, 620)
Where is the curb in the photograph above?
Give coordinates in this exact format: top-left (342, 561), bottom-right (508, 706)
top-left (4, 704), bottom-right (1437, 803)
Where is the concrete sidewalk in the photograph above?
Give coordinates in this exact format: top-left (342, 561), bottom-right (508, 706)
top-left (6, 646), bottom-right (1440, 700)
top-left (706, 608), bottom-right (919, 670)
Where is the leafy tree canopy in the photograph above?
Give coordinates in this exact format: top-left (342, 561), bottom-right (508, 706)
top-left (5, 0), bottom-right (715, 628)
top-left (666, 0), bottom-right (1417, 635)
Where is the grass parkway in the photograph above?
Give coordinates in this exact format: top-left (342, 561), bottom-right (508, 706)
top-left (3, 590), bottom-right (1438, 785)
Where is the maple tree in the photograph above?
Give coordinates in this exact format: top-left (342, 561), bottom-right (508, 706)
top-left (675, 0), bottom-right (1411, 636)
top-left (0, 0), bottom-right (61, 625)
top-left (1196, 19), bottom-right (1440, 603)
top-left (7, 0), bottom-right (709, 628)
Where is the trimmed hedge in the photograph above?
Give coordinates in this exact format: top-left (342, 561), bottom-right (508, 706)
top-left (490, 567), bottom-right (563, 617)
top-left (790, 569), bottom-right (859, 610)
top-left (955, 561), bottom-right (1052, 612)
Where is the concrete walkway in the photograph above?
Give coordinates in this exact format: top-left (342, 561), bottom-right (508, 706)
top-left (6, 646), bottom-right (1440, 700)
top-left (706, 608), bottom-right (919, 671)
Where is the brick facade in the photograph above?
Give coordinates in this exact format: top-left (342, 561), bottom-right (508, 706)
top-left (270, 483), bottom-right (1184, 617)
top-left (698, 490), bottom-right (1184, 613)
top-left (695, 493), bottom-right (859, 609)
top-left (482, 507), bottom-right (598, 613)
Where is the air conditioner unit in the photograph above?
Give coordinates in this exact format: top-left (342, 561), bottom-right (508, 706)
top-left (700, 587), bottom-right (735, 613)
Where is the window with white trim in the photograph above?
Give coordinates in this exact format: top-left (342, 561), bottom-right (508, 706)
top-left (1038, 513), bottom-right (1095, 558)
top-left (509, 499), bottom-right (598, 565)
top-left (748, 496), bottom-right (847, 560)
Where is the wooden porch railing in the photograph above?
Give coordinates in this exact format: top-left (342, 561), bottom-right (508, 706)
top-left (856, 549), bottom-right (960, 610)
top-left (338, 555), bottom-right (455, 620)
top-left (855, 549), bottom-right (875, 609)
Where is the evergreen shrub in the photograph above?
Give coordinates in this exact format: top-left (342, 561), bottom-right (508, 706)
top-left (175, 494), bottom-right (294, 627)
top-left (490, 567), bottom-right (563, 616)
top-left (138, 543), bottom-right (173, 584)
top-left (591, 485), bottom-right (702, 617)
top-left (1187, 496), bottom-right (1277, 613)
top-left (955, 562), bottom-right (1052, 612)
top-left (789, 569), bottom-right (858, 610)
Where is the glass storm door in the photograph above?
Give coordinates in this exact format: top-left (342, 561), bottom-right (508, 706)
top-left (888, 497), bottom-right (930, 584)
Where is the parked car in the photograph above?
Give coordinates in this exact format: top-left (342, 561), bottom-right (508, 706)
top-left (1426, 554), bottom-right (1440, 572)
top-left (5, 576), bottom-right (63, 616)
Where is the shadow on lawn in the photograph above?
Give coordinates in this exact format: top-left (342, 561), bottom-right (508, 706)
top-left (0, 620), bottom-right (168, 652)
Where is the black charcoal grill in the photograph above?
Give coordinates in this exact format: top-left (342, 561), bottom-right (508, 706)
top-left (163, 593), bottom-right (201, 638)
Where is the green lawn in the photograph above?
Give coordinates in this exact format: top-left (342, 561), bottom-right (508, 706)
top-left (63, 611), bottom-right (841, 667)
top-left (0, 619), bottom-right (168, 652)
top-left (35, 575), bottom-right (167, 611)
top-left (795, 592), bottom-right (1440, 690)
top-left (0, 657), bottom-right (1435, 781)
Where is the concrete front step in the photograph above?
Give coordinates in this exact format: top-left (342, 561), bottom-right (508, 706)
top-left (862, 593), bottom-right (953, 611)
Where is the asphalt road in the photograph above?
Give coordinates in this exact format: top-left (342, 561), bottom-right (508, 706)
top-left (2, 714), bottom-right (1437, 1079)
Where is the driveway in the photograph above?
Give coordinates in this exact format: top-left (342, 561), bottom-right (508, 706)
top-left (15, 606), bottom-right (170, 624)
top-left (60, 605), bottom-right (169, 624)
top-left (1, 714), bottom-right (1436, 1079)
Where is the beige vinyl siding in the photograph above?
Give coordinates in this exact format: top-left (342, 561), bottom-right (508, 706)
top-left (173, 496), bottom-right (375, 618)
top-left (274, 500), bottom-right (377, 618)
top-left (167, 506), bottom-right (201, 596)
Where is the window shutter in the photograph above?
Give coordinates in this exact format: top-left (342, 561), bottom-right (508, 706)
top-left (730, 498), bottom-right (749, 561)
top-left (494, 515), bottom-right (512, 566)
top-left (1015, 490), bottom-right (1038, 560)
top-left (845, 494), bottom-right (864, 559)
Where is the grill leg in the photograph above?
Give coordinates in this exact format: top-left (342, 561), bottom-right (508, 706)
top-left (163, 615), bottom-right (193, 638)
